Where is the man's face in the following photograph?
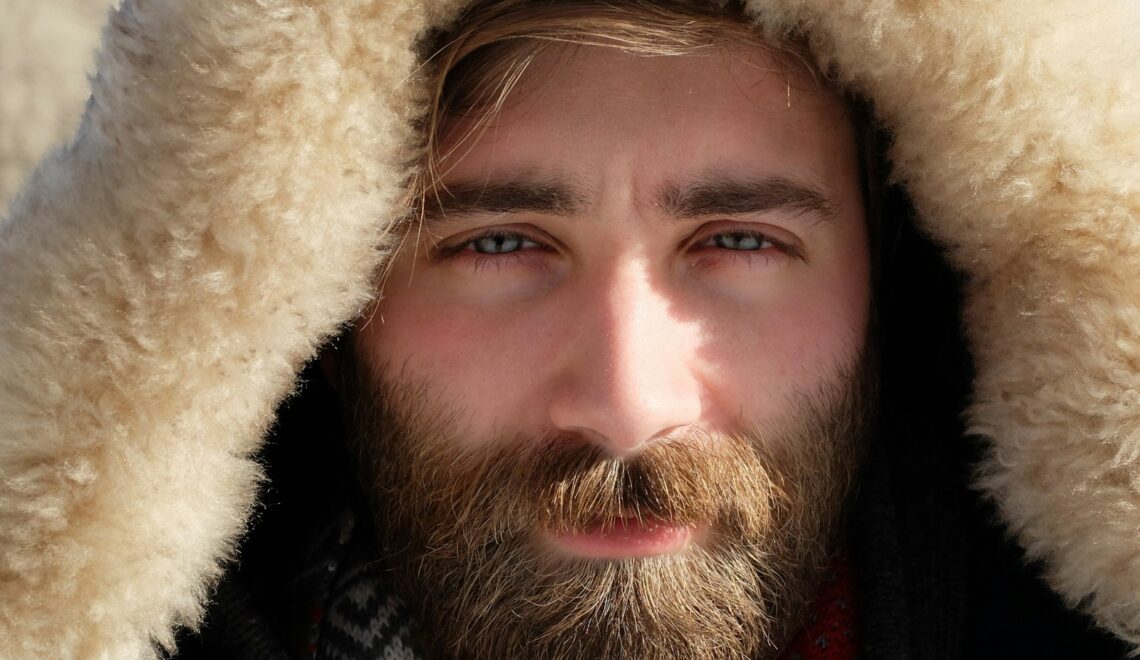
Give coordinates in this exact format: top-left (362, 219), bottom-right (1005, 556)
top-left (347, 43), bottom-right (873, 658)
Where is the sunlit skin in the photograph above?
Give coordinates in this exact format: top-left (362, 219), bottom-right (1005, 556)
top-left (354, 44), bottom-right (870, 558)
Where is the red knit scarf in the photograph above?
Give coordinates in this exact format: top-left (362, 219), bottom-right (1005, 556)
top-left (778, 554), bottom-right (860, 660)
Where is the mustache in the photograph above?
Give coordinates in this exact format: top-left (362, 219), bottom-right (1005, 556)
top-left (386, 425), bottom-right (787, 551)
top-left (490, 432), bottom-right (778, 535)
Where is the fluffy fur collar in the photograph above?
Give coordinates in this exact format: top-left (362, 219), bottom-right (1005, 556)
top-left (2, 0), bottom-right (1138, 656)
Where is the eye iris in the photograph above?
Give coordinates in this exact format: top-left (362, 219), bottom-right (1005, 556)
top-left (716, 233), bottom-right (765, 250)
top-left (474, 235), bottom-right (522, 254)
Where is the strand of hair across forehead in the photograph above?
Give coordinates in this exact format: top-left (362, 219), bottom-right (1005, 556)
top-left (389, 0), bottom-right (828, 302)
top-left (409, 0), bottom-right (783, 238)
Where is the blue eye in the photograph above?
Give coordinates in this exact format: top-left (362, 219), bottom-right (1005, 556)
top-left (465, 232), bottom-right (538, 255)
top-left (705, 231), bottom-right (774, 251)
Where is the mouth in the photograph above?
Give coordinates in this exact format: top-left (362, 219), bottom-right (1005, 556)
top-left (544, 517), bottom-right (702, 559)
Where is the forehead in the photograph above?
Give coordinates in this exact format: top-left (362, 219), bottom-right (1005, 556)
top-left (436, 43), bottom-right (858, 205)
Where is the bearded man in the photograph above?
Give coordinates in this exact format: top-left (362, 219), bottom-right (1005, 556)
top-left (330, 4), bottom-right (876, 656)
top-left (1, 0), bottom-right (1139, 659)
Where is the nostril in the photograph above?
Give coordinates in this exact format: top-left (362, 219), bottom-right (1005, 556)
top-left (546, 273), bottom-right (704, 460)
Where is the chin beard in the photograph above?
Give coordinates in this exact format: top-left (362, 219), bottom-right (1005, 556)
top-left (340, 351), bottom-right (874, 660)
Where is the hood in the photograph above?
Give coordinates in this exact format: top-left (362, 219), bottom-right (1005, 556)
top-left (2, 0), bottom-right (1139, 657)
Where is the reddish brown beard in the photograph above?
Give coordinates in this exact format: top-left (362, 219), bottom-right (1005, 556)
top-left (340, 352), bottom-right (874, 660)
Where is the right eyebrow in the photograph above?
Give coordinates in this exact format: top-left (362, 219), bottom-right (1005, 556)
top-left (658, 174), bottom-right (839, 224)
top-left (422, 178), bottom-right (587, 225)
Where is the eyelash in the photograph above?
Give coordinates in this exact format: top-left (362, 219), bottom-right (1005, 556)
top-left (433, 230), bottom-right (547, 271)
top-left (436, 227), bottom-right (798, 268)
top-left (693, 229), bottom-right (797, 257)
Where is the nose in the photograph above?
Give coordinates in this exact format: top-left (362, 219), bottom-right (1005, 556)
top-left (547, 259), bottom-right (704, 458)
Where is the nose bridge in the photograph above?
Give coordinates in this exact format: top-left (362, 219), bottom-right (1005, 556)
top-left (549, 256), bottom-right (703, 457)
top-left (607, 259), bottom-right (675, 392)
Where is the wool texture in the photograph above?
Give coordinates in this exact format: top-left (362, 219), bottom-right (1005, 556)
top-left (1, 0), bottom-right (1138, 657)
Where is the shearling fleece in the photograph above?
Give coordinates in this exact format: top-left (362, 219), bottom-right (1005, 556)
top-left (1, 0), bottom-right (1138, 657)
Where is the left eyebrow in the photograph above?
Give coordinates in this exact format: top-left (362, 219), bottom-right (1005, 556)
top-left (657, 175), bottom-right (839, 223)
top-left (422, 177), bottom-right (587, 225)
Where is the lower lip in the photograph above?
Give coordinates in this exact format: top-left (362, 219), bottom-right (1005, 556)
top-left (547, 518), bottom-right (698, 559)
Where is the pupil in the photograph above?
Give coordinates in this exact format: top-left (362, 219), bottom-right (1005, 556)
top-left (719, 234), bottom-right (761, 250)
top-left (477, 236), bottom-right (521, 253)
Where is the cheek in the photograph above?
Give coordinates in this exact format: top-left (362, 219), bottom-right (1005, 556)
top-left (703, 245), bottom-right (870, 419)
top-left (357, 286), bottom-right (560, 439)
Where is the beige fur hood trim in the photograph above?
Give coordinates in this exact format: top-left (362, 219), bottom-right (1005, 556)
top-left (1, 0), bottom-right (1138, 656)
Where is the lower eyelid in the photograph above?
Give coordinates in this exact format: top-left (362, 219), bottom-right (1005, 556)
top-left (470, 249), bottom-right (559, 274)
top-left (689, 250), bottom-right (779, 274)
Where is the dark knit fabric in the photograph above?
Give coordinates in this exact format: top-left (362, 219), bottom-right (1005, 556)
top-left (849, 436), bottom-right (911, 660)
top-left (780, 555), bottom-right (859, 660)
top-left (173, 579), bottom-right (291, 660)
top-left (315, 562), bottom-right (416, 660)
top-left (310, 512), bottom-right (417, 660)
top-left (857, 180), bottom-right (972, 660)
